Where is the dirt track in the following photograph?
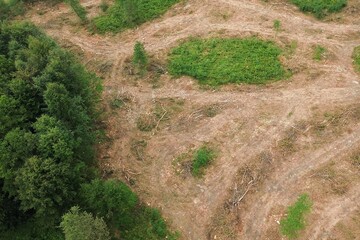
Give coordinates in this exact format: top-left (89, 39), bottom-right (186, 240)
top-left (27, 0), bottom-right (360, 239)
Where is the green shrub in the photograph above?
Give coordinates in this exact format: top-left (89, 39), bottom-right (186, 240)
top-left (80, 179), bottom-right (178, 240)
top-left (353, 46), bottom-right (360, 72)
top-left (93, 0), bottom-right (179, 33)
top-left (60, 206), bottom-right (111, 240)
top-left (290, 0), bottom-right (347, 18)
top-left (168, 38), bottom-right (287, 85)
top-left (313, 45), bottom-right (326, 61)
top-left (66, 0), bottom-right (87, 22)
top-left (273, 19), bottom-right (281, 31)
top-left (133, 41), bottom-right (148, 75)
top-left (280, 194), bottom-right (312, 239)
top-left (0, 21), bottom-right (101, 238)
top-left (192, 146), bottom-right (215, 176)
top-left (0, 0), bottom-right (25, 20)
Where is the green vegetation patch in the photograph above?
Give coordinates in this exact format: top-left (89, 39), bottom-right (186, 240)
top-left (192, 146), bottom-right (216, 177)
top-left (313, 45), bottom-right (326, 61)
top-left (81, 179), bottom-right (178, 240)
top-left (66, 0), bottom-right (87, 22)
top-left (0, 0), bottom-right (24, 20)
top-left (93, 0), bottom-right (179, 33)
top-left (290, 0), bottom-right (347, 18)
top-left (353, 46), bottom-right (360, 72)
top-left (168, 38), bottom-right (287, 85)
top-left (280, 194), bottom-right (312, 239)
top-left (0, 22), bottom-right (177, 240)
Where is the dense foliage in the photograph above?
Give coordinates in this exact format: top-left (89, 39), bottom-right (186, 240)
top-left (81, 179), bottom-right (178, 239)
top-left (60, 206), bottom-right (110, 240)
top-left (0, 0), bottom-right (24, 20)
top-left (290, 0), bottom-right (347, 18)
top-left (0, 22), bottom-right (177, 240)
top-left (93, 0), bottom-right (179, 33)
top-left (0, 21), bottom-right (101, 238)
top-left (280, 194), bottom-right (312, 239)
top-left (353, 46), bottom-right (360, 72)
top-left (168, 38), bottom-right (286, 85)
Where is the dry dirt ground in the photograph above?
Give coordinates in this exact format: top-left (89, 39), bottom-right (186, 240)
top-left (25, 0), bottom-right (360, 239)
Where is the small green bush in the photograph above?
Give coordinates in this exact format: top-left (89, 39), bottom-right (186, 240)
top-left (353, 46), bottom-right (360, 72)
top-left (168, 38), bottom-right (287, 85)
top-left (133, 41), bottom-right (148, 75)
top-left (273, 19), bottom-right (281, 31)
top-left (313, 45), bottom-right (326, 61)
top-left (66, 0), bottom-right (87, 22)
top-left (280, 194), bottom-right (312, 239)
top-left (290, 0), bottom-right (347, 18)
top-left (81, 179), bottom-right (178, 239)
top-left (93, 0), bottom-right (179, 33)
top-left (192, 146), bottom-right (215, 176)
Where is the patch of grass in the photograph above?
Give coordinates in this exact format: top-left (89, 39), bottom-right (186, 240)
top-left (66, 0), bottom-right (87, 22)
top-left (0, 0), bottom-right (24, 20)
top-left (110, 98), bottom-right (124, 109)
top-left (353, 46), bottom-right (360, 72)
top-left (93, 0), bottom-right (179, 33)
top-left (273, 19), bottom-right (281, 31)
top-left (278, 128), bottom-right (298, 155)
top-left (136, 114), bottom-right (157, 132)
top-left (130, 139), bottom-right (147, 160)
top-left (313, 45), bottom-right (326, 61)
top-left (350, 152), bottom-right (360, 168)
top-left (168, 38), bottom-right (287, 85)
top-left (99, 1), bottom-right (109, 12)
top-left (203, 105), bottom-right (219, 117)
top-left (283, 40), bottom-right (298, 59)
top-left (192, 146), bottom-right (216, 177)
top-left (312, 164), bottom-right (349, 195)
top-left (136, 98), bottom-right (184, 132)
top-left (290, 0), bottom-right (347, 18)
top-left (280, 194), bottom-right (312, 239)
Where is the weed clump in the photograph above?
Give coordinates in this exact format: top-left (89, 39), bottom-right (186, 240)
top-left (66, 0), bottom-right (87, 22)
top-left (136, 114), bottom-right (157, 132)
top-left (168, 38), bottom-right (287, 85)
top-left (93, 0), bottom-right (179, 33)
top-left (133, 42), bottom-right (148, 75)
top-left (273, 19), bottom-right (281, 32)
top-left (313, 45), bottom-right (326, 61)
top-left (290, 0), bottom-right (347, 18)
top-left (192, 146), bottom-right (216, 177)
top-left (353, 46), bottom-right (360, 72)
top-left (280, 194), bottom-right (312, 239)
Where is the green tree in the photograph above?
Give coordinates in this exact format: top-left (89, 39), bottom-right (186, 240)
top-left (80, 179), bottom-right (138, 228)
top-left (60, 206), bottom-right (110, 240)
top-left (132, 41), bottom-right (148, 75)
top-left (33, 115), bottom-right (75, 162)
top-left (15, 157), bottom-right (76, 216)
top-left (0, 128), bottom-right (36, 195)
top-left (0, 95), bottom-right (27, 136)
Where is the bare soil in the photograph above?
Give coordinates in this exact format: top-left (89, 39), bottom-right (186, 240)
top-left (25, 0), bottom-right (360, 239)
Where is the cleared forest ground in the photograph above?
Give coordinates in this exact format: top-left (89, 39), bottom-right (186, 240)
top-left (26, 0), bottom-right (360, 239)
